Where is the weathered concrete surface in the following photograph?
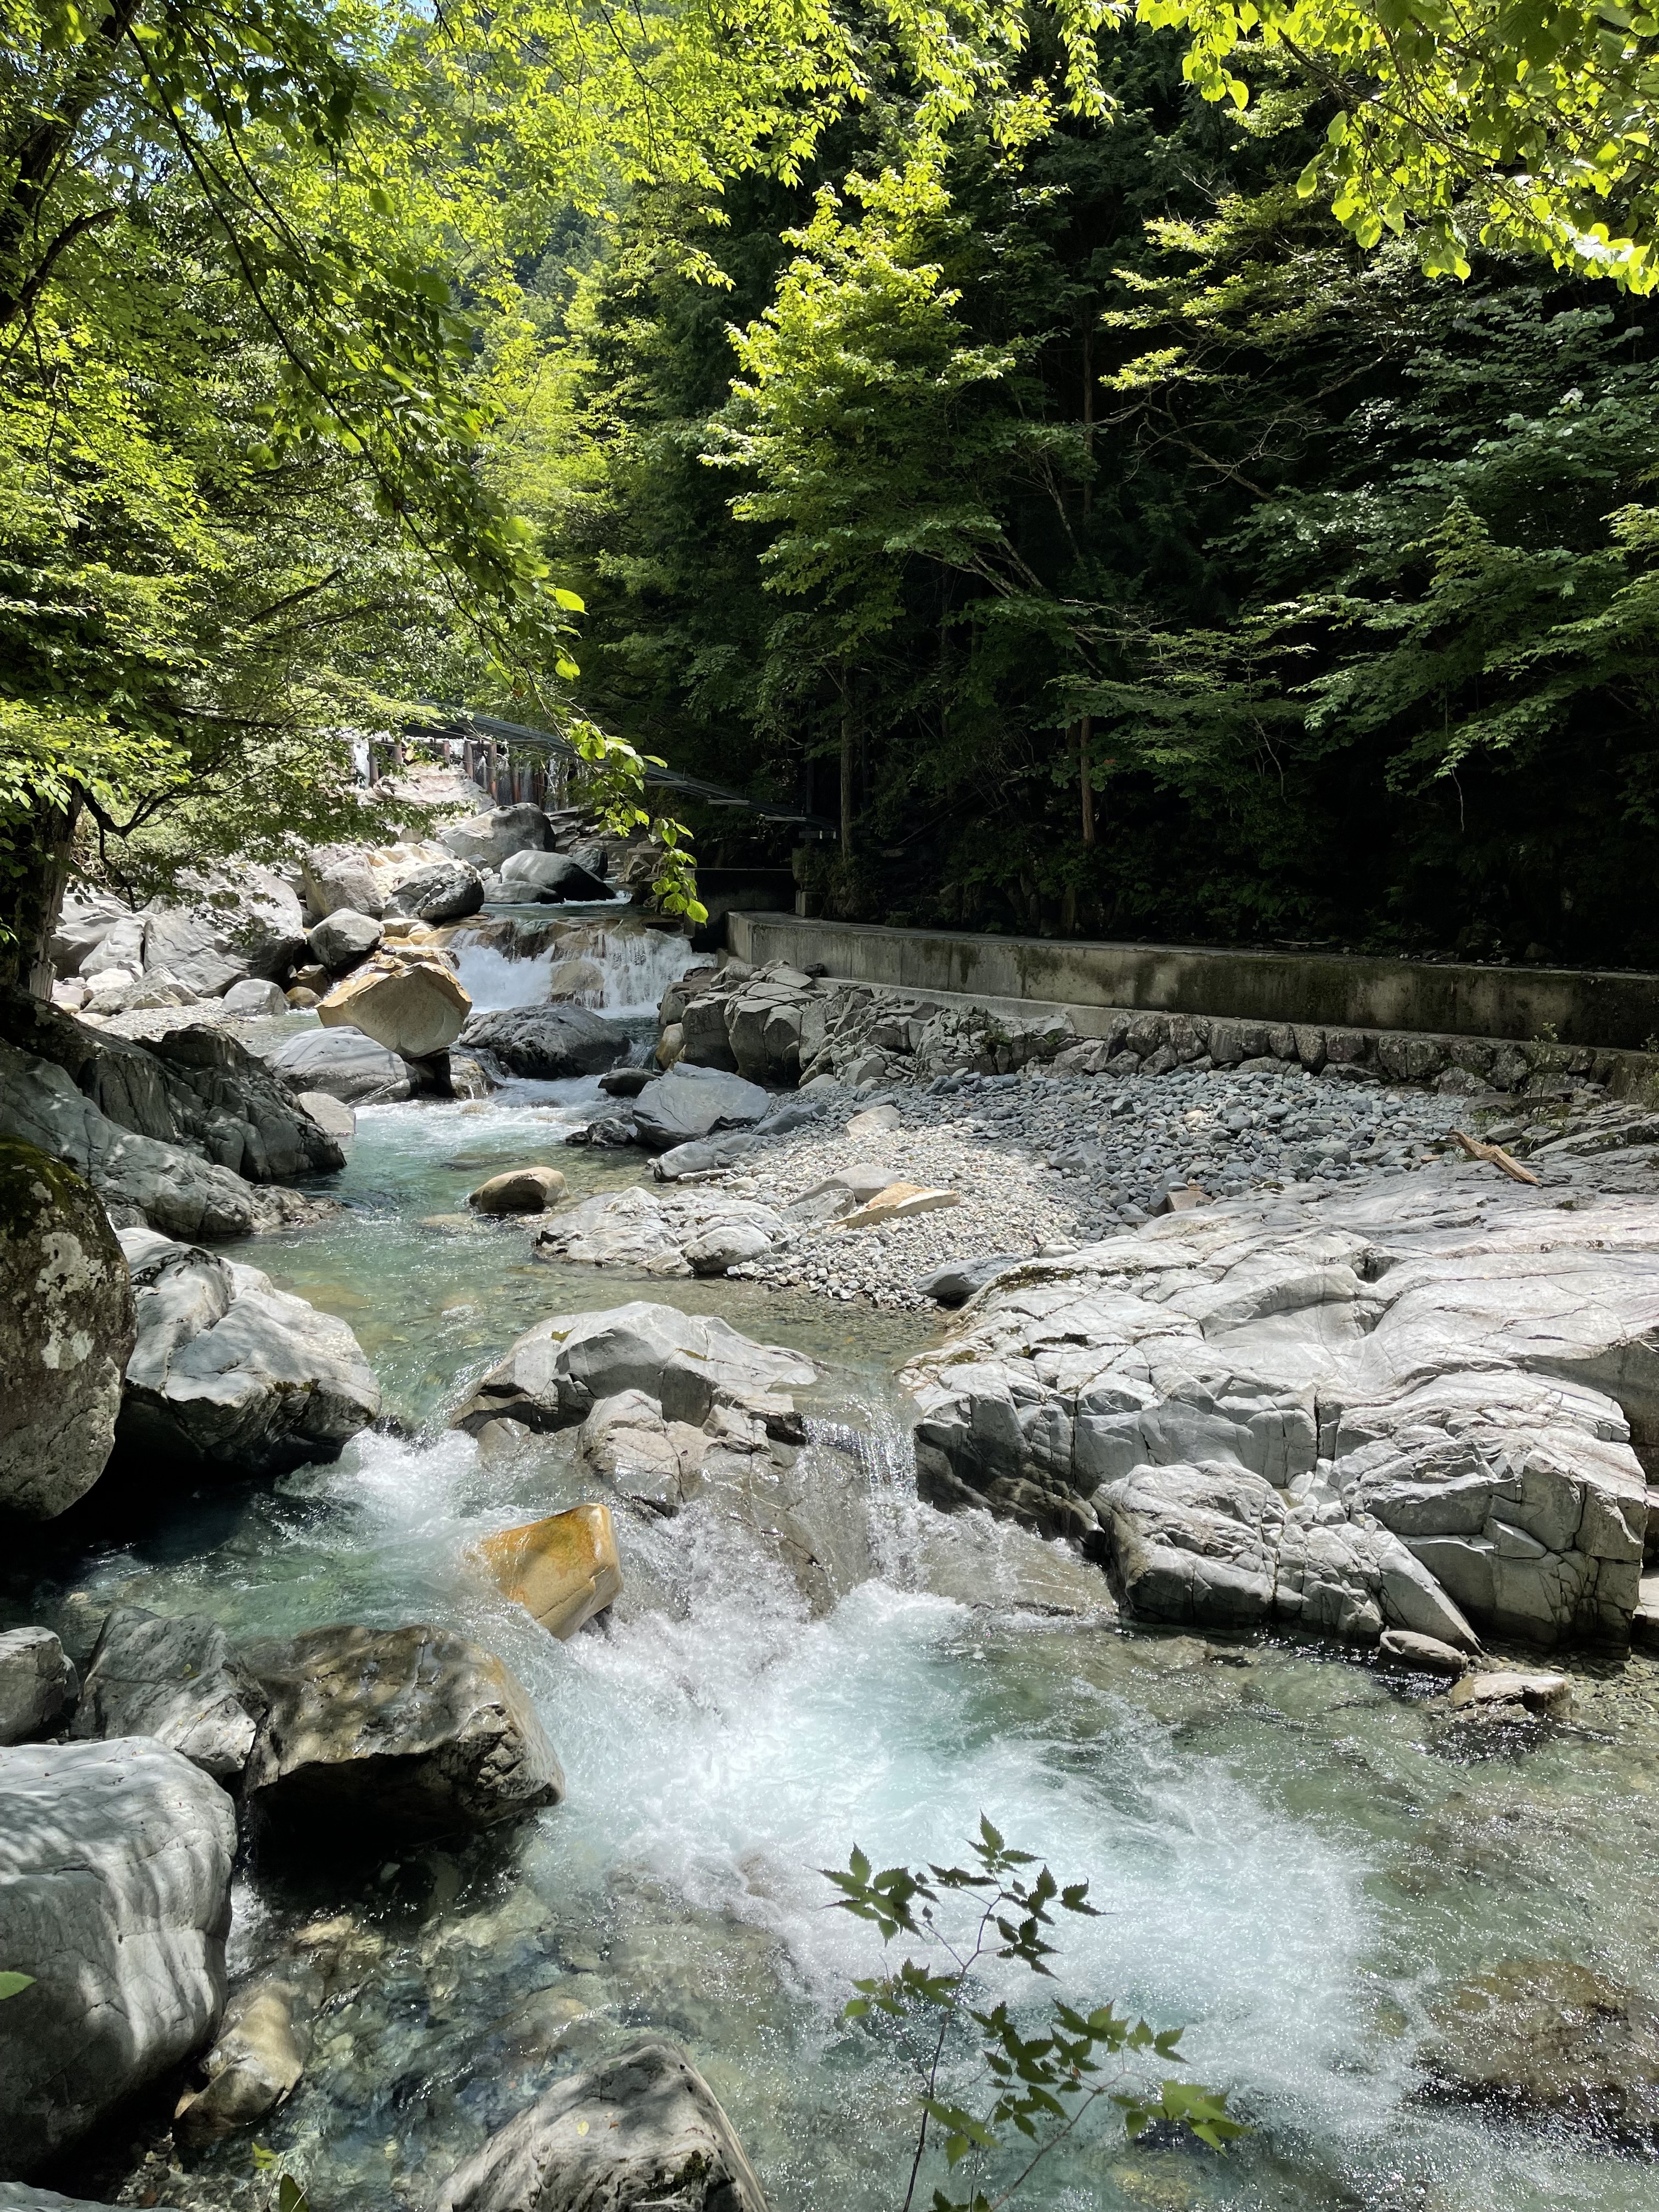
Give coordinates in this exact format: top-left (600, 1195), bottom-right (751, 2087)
top-left (728, 913), bottom-right (1659, 1057)
top-left (902, 1180), bottom-right (1659, 1647)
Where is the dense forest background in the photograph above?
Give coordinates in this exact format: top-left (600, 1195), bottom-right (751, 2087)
top-left (542, 29), bottom-right (1659, 963)
top-left (3, 1), bottom-right (1657, 973)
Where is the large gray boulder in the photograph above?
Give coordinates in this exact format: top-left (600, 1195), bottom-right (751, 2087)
top-left (461, 1002), bottom-right (629, 1079)
top-left (49, 891), bottom-right (131, 979)
top-left (307, 907), bottom-right (382, 973)
top-left (498, 850), bottom-right (610, 904)
top-left (436, 2035), bottom-right (769, 2212)
top-left (629, 1063), bottom-right (771, 1150)
top-left (142, 869), bottom-right (307, 996)
top-left (439, 803), bottom-right (551, 872)
top-left (0, 1630), bottom-right (76, 1746)
top-left (0, 1138), bottom-right (135, 1519)
top-left (302, 843), bottom-right (385, 921)
top-left (241, 1623), bottom-right (563, 1839)
top-left (452, 1301), bottom-right (815, 1435)
top-left (0, 1739), bottom-right (235, 2177)
top-left (266, 1024), bottom-right (415, 1103)
top-left (384, 856), bottom-right (484, 924)
top-left (115, 1228), bottom-right (380, 1476)
top-left (902, 1182), bottom-right (1659, 1648)
top-left (532, 1186), bottom-right (786, 1279)
top-left (70, 1607), bottom-right (262, 1785)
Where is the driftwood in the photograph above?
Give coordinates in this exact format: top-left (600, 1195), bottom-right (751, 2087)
top-left (1449, 1130), bottom-right (1542, 1186)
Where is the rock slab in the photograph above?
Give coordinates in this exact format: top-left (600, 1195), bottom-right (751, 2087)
top-left (71, 1607), bottom-right (262, 1784)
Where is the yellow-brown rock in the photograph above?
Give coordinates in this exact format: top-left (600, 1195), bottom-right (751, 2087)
top-left (468, 1165), bottom-right (568, 1215)
top-left (318, 947), bottom-right (470, 1059)
top-left (837, 1182), bottom-right (961, 1231)
top-left (477, 1503), bottom-right (622, 1639)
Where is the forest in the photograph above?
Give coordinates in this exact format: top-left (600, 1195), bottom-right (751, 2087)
top-left (3, 0), bottom-right (1658, 971)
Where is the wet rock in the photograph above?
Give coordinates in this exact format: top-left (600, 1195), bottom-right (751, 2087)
top-left (0, 1740), bottom-right (235, 2176)
top-left (0, 1628), bottom-right (76, 1745)
top-left (70, 1607), bottom-right (262, 1785)
top-left (440, 804), bottom-right (551, 872)
top-left (296, 1089), bottom-right (356, 1141)
top-left (172, 1963), bottom-right (313, 2150)
top-left (217, 977), bottom-right (289, 1017)
top-left (308, 907), bottom-right (383, 973)
top-left (241, 1623), bottom-right (563, 1840)
top-left (600, 1065), bottom-right (656, 1099)
top-left (477, 1503), bottom-right (623, 1639)
top-left (1445, 1668), bottom-right (1572, 1720)
top-left (385, 856), bottom-right (485, 925)
top-left (461, 1002), bottom-right (630, 1080)
top-left (115, 1227), bottom-right (381, 1476)
top-left (918, 1255), bottom-right (1022, 1308)
top-left (318, 948), bottom-right (472, 1058)
top-left (268, 1025), bottom-right (415, 1104)
top-left (630, 1063), bottom-right (771, 1150)
top-left (469, 1165), bottom-right (568, 1215)
top-left (0, 1138), bottom-right (135, 1519)
top-left (0, 2188), bottom-right (183, 2212)
top-left (435, 2033), bottom-right (770, 2212)
top-left (452, 1300), bottom-right (815, 1436)
top-left (498, 850), bottom-right (610, 903)
top-left (1378, 1628), bottom-right (1470, 1675)
top-left (1422, 1958), bottom-right (1659, 2143)
top-left (545, 955), bottom-right (606, 1001)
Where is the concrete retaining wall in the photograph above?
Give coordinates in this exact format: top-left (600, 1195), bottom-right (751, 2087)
top-left (727, 914), bottom-right (1659, 1052)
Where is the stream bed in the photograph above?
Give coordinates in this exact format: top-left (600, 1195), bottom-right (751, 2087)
top-left (7, 916), bottom-right (1659, 2212)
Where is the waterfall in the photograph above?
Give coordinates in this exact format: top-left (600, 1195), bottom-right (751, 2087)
top-left (448, 915), bottom-right (700, 1017)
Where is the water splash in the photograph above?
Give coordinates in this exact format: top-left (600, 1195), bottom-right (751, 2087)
top-left (449, 915), bottom-right (698, 1017)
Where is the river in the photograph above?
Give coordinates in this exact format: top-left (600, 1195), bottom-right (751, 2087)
top-left (8, 910), bottom-right (1659, 2212)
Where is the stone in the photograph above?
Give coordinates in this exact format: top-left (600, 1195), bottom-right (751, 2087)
top-left (918, 1255), bottom-right (1022, 1308)
top-left (308, 907), bottom-right (383, 973)
top-left (285, 988), bottom-right (320, 1009)
top-left (1421, 1958), bottom-right (1659, 2144)
top-left (435, 2035), bottom-right (769, 2212)
top-left (1446, 1668), bottom-right (1572, 1720)
top-left (1378, 1628), bottom-right (1470, 1676)
top-left (0, 1629), bottom-right (76, 1745)
top-left (630, 1063), bottom-right (771, 1150)
top-left (172, 1964), bottom-right (315, 2151)
top-left (70, 1607), bottom-right (262, 1785)
top-left (0, 1138), bottom-right (135, 1519)
top-left (461, 1002), bottom-right (630, 1080)
top-left (682, 1219), bottom-right (775, 1276)
top-left (80, 911), bottom-right (146, 980)
top-left (848, 1102), bottom-right (902, 1138)
top-left (0, 1740), bottom-right (235, 2175)
top-left (545, 955), bottom-right (606, 1001)
top-left (295, 1090), bottom-right (356, 1141)
top-left (1375, 1033), bottom-right (1446, 1084)
top-left (498, 850), bottom-right (611, 903)
top-left (302, 845), bottom-right (385, 921)
top-left (533, 1186), bottom-right (783, 1275)
top-left (600, 1065), bottom-right (657, 1098)
top-left (217, 977), bottom-right (289, 1017)
top-left (452, 1301), bottom-right (815, 1436)
top-left (268, 1026), bottom-right (415, 1104)
top-left (318, 950), bottom-right (471, 1058)
top-left (655, 1022), bottom-right (685, 1069)
top-left (469, 1165), bottom-right (568, 1214)
top-left (50, 890), bottom-right (131, 978)
top-left (476, 1503), bottom-right (623, 1639)
top-left (0, 2188), bottom-right (184, 2212)
top-left (439, 804), bottom-right (551, 872)
top-left (837, 1182), bottom-right (960, 1230)
top-left (384, 856), bottom-right (485, 925)
top-left (241, 1623), bottom-right (563, 1838)
top-left (142, 868), bottom-right (308, 996)
top-left (115, 1227), bottom-right (381, 1477)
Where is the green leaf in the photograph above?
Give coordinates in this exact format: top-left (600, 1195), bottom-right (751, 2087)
top-left (0, 1972), bottom-right (35, 2000)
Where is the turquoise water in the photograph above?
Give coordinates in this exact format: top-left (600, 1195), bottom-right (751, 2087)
top-left (9, 924), bottom-right (1659, 2212)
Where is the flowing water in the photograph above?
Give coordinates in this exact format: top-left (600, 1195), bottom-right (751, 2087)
top-left (9, 912), bottom-right (1659, 2212)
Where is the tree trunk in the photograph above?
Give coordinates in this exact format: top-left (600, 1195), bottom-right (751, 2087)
top-left (0, 792), bottom-right (82, 999)
top-left (1081, 329), bottom-right (1094, 520)
top-left (839, 670), bottom-right (856, 859)
top-left (1080, 714), bottom-right (1096, 848)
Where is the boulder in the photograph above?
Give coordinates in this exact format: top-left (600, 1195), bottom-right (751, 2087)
top-left (469, 1165), bottom-right (568, 1215)
top-left (1445, 1668), bottom-right (1572, 1720)
top-left (532, 1187), bottom-right (785, 1277)
top-left (435, 2035), bottom-right (769, 2212)
top-left (172, 1962), bottom-right (316, 2151)
top-left (50, 890), bottom-right (131, 979)
top-left (439, 804), bottom-right (551, 872)
top-left (918, 1255), bottom-right (1020, 1308)
top-left (682, 1219), bottom-right (775, 1276)
top-left (308, 907), bottom-right (383, 973)
top-left (217, 977), bottom-right (289, 1017)
top-left (1421, 1959), bottom-right (1659, 2143)
top-left (115, 1227), bottom-right (381, 1476)
top-left (70, 1607), bottom-right (262, 1785)
top-left (1, 2188), bottom-right (183, 2212)
top-left (1378, 1628), bottom-right (1469, 1676)
top-left (0, 1138), bottom-right (135, 1519)
top-left (142, 868), bottom-right (308, 995)
top-left (498, 850), bottom-right (610, 903)
top-left (0, 1628), bottom-right (76, 1745)
top-left (0, 1740), bottom-right (235, 2176)
top-left (241, 1623), bottom-right (564, 1838)
top-left (318, 949), bottom-right (471, 1058)
top-left (544, 955), bottom-right (605, 1002)
top-left (296, 1090), bottom-right (356, 1141)
top-left (630, 1064), bottom-right (771, 1150)
top-left (477, 1503), bottom-right (623, 1639)
top-left (837, 1182), bottom-right (960, 1230)
top-left (384, 856), bottom-right (485, 925)
top-left (600, 1065), bottom-right (657, 1099)
top-left (302, 845), bottom-right (385, 922)
top-left (268, 1025), bottom-right (415, 1104)
top-left (461, 1002), bottom-right (629, 1080)
top-left (452, 1301), bottom-right (815, 1436)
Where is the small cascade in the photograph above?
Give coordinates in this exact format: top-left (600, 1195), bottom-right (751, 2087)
top-left (448, 913), bottom-right (699, 1018)
top-left (804, 1405), bottom-right (917, 1587)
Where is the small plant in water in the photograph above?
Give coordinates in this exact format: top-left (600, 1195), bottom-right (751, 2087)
top-left (825, 1818), bottom-right (1243, 2212)
top-left (252, 2143), bottom-right (310, 2212)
